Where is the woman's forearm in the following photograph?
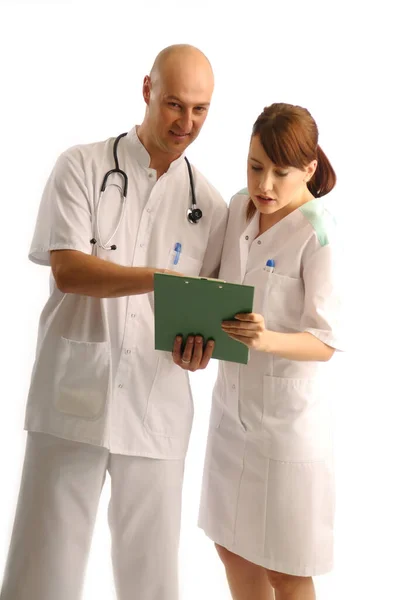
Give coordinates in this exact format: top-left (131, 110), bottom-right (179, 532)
top-left (262, 331), bottom-right (335, 361)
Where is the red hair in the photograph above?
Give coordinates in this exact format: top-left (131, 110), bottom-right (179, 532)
top-left (247, 103), bottom-right (336, 219)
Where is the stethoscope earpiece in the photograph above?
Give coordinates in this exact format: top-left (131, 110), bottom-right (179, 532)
top-left (90, 238), bottom-right (117, 250)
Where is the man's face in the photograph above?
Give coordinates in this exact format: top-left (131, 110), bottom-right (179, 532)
top-left (143, 63), bottom-right (213, 157)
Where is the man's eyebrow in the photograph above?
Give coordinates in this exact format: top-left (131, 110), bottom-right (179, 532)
top-left (165, 95), bottom-right (210, 107)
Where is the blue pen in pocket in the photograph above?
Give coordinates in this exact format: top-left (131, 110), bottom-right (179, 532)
top-left (265, 259), bottom-right (275, 272)
top-left (173, 242), bottom-right (182, 266)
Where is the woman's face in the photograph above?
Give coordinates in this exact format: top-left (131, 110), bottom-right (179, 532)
top-left (247, 135), bottom-right (317, 216)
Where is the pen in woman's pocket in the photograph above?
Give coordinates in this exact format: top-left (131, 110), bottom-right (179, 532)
top-left (265, 259), bottom-right (275, 272)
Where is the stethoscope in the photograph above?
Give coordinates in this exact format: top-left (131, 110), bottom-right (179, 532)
top-left (90, 132), bottom-right (203, 251)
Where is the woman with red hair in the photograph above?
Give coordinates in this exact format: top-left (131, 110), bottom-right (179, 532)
top-left (198, 103), bottom-right (344, 599)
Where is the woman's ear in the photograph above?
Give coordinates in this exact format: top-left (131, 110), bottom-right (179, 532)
top-left (304, 159), bottom-right (318, 182)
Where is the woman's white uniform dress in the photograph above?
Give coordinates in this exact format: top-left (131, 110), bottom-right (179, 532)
top-left (199, 189), bottom-right (344, 577)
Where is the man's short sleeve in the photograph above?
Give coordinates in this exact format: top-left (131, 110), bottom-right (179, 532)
top-left (29, 150), bottom-right (93, 266)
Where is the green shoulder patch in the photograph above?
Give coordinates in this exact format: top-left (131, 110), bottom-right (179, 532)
top-left (236, 187), bottom-right (249, 195)
top-left (299, 198), bottom-right (336, 247)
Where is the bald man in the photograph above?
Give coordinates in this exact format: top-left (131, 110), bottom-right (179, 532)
top-left (0, 45), bottom-right (227, 600)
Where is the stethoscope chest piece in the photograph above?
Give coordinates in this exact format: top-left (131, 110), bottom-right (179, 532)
top-left (184, 156), bottom-right (202, 225)
top-left (187, 206), bottom-right (203, 224)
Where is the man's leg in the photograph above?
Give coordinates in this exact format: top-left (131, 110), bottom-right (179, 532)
top-left (0, 432), bottom-right (108, 600)
top-left (108, 454), bottom-right (185, 600)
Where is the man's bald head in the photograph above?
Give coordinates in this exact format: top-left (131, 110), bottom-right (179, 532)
top-left (149, 44), bottom-right (214, 88)
top-left (138, 44), bottom-right (215, 163)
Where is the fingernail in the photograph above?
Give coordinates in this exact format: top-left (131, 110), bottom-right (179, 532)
top-left (196, 336), bottom-right (203, 343)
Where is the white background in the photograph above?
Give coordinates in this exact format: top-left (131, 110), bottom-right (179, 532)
top-left (0, 1), bottom-right (397, 598)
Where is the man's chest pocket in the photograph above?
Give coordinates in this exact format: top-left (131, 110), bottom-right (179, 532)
top-left (265, 273), bottom-right (304, 329)
top-left (167, 246), bottom-right (203, 277)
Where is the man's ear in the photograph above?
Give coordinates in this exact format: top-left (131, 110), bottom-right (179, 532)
top-left (142, 75), bottom-right (151, 105)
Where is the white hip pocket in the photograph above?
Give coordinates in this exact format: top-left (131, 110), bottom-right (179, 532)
top-left (262, 375), bottom-right (331, 462)
top-left (144, 354), bottom-right (193, 437)
top-left (53, 337), bottom-right (111, 420)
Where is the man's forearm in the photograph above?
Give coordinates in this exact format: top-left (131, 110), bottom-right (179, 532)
top-left (51, 250), bottom-right (160, 298)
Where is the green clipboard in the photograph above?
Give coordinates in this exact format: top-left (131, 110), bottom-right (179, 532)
top-left (154, 273), bottom-right (255, 364)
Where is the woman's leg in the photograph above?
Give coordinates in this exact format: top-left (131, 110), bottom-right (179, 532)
top-left (266, 570), bottom-right (316, 600)
top-left (215, 544), bottom-right (274, 600)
